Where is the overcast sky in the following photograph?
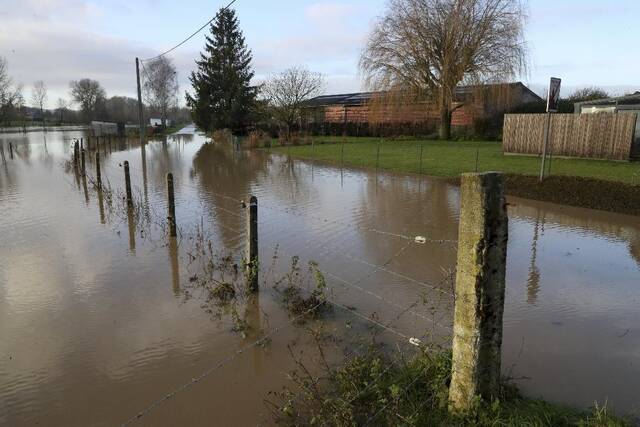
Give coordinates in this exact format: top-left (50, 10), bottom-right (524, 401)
top-left (1, 0), bottom-right (639, 109)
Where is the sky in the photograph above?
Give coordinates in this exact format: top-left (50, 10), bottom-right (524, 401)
top-left (1, 0), bottom-right (639, 109)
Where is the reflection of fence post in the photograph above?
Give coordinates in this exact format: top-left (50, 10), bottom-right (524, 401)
top-left (449, 172), bottom-right (508, 413)
top-left (246, 196), bottom-right (259, 293)
top-left (95, 152), bottom-right (102, 189)
top-left (124, 161), bottom-right (133, 208)
top-left (166, 173), bottom-right (177, 237)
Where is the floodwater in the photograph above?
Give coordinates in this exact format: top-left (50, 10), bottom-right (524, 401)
top-left (0, 127), bottom-right (639, 425)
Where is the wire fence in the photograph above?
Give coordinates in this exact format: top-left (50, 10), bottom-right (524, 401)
top-left (60, 140), bottom-right (460, 426)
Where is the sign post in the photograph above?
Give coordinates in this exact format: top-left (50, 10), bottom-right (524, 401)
top-left (539, 77), bottom-right (561, 182)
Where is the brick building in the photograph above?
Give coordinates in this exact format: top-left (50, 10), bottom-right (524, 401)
top-left (302, 82), bottom-right (541, 134)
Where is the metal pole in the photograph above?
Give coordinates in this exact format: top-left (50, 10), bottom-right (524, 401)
top-left (539, 112), bottom-right (551, 182)
top-left (136, 57), bottom-right (145, 146)
top-left (167, 173), bottom-right (177, 237)
top-left (246, 196), bottom-right (259, 293)
top-left (124, 160), bottom-right (133, 208)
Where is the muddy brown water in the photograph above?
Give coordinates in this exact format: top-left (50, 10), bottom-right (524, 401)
top-left (1, 126), bottom-right (639, 425)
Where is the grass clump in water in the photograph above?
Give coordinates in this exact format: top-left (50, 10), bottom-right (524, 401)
top-left (269, 347), bottom-right (630, 426)
top-left (274, 256), bottom-right (330, 321)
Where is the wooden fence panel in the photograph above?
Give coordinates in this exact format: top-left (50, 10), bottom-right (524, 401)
top-left (503, 113), bottom-right (637, 161)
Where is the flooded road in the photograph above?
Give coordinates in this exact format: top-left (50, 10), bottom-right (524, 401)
top-left (1, 127), bottom-right (639, 425)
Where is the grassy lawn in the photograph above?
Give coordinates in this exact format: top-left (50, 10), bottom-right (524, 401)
top-left (269, 136), bottom-right (640, 185)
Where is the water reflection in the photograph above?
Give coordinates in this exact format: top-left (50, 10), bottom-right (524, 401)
top-left (526, 214), bottom-right (542, 305)
top-left (0, 127), bottom-right (639, 424)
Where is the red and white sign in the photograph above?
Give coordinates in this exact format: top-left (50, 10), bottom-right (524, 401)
top-left (547, 77), bottom-right (562, 113)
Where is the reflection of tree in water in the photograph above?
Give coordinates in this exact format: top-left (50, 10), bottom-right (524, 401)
top-left (191, 142), bottom-right (268, 247)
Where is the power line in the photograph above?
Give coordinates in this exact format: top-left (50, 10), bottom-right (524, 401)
top-left (141, 0), bottom-right (239, 62)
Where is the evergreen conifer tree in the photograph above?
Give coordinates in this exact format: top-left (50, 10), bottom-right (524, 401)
top-left (186, 8), bottom-right (256, 133)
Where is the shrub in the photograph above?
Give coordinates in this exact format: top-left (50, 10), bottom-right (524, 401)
top-left (212, 128), bottom-right (233, 144)
top-left (247, 130), bottom-right (270, 148)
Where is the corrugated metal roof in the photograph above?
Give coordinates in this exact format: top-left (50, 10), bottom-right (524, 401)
top-left (305, 82), bottom-right (541, 107)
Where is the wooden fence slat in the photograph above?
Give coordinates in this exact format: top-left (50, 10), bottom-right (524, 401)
top-left (503, 113), bottom-right (637, 160)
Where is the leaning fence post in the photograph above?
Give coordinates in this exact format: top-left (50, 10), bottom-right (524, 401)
top-left (124, 160), bottom-right (133, 208)
top-left (166, 173), bottom-right (177, 237)
top-left (95, 152), bottom-right (102, 189)
top-left (449, 172), bottom-right (508, 413)
top-left (246, 196), bottom-right (259, 292)
top-left (73, 141), bottom-right (79, 166)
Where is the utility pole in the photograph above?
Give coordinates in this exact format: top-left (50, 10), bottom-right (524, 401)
top-left (136, 57), bottom-right (145, 146)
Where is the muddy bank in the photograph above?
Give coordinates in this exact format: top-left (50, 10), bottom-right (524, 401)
top-left (445, 174), bottom-right (640, 216)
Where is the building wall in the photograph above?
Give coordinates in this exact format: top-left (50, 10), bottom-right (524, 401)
top-left (322, 103), bottom-right (476, 127)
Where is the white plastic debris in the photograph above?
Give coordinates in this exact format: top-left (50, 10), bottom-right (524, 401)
top-left (414, 236), bottom-right (427, 244)
top-left (409, 337), bottom-right (422, 347)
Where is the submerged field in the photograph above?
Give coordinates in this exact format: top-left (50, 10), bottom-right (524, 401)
top-left (1, 128), bottom-right (639, 424)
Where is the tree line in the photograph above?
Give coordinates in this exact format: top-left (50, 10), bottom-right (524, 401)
top-left (0, 56), bottom-right (188, 127)
top-left (186, 1), bottom-right (619, 141)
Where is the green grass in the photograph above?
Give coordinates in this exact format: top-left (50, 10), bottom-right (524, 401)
top-left (271, 348), bottom-right (631, 426)
top-left (269, 136), bottom-right (640, 185)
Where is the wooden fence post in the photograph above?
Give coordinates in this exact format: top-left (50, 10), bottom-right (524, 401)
top-left (376, 139), bottom-right (381, 170)
top-left (166, 173), bottom-right (177, 237)
top-left (95, 152), bottom-right (101, 189)
top-left (124, 161), bottom-right (133, 208)
top-left (449, 172), bottom-right (508, 413)
top-left (246, 196), bottom-right (258, 292)
top-left (81, 148), bottom-right (86, 176)
top-left (9, 142), bottom-right (13, 159)
top-left (73, 141), bottom-right (79, 166)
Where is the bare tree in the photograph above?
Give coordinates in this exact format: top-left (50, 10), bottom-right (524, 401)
top-left (70, 79), bottom-right (106, 123)
top-left (568, 87), bottom-right (609, 103)
top-left (0, 57), bottom-right (25, 124)
top-left (31, 81), bottom-right (48, 123)
top-left (56, 98), bottom-right (70, 123)
top-left (360, 0), bottom-right (527, 139)
top-left (262, 66), bottom-right (325, 138)
top-left (143, 56), bottom-right (178, 127)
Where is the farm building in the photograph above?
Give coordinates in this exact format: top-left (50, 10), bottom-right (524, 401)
top-left (302, 82), bottom-right (541, 135)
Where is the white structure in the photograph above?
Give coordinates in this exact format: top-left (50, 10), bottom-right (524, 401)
top-left (149, 118), bottom-right (171, 127)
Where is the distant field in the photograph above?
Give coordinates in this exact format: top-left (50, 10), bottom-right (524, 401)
top-left (269, 136), bottom-right (640, 185)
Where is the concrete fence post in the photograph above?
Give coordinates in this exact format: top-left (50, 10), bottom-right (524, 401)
top-left (124, 161), bottom-right (133, 208)
top-left (246, 196), bottom-right (259, 292)
top-left (449, 172), bottom-right (508, 413)
top-left (166, 173), bottom-right (177, 237)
